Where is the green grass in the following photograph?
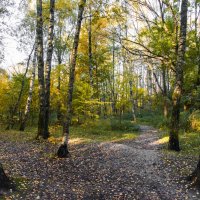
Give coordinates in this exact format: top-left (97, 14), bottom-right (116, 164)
top-left (0, 119), bottom-right (140, 144)
top-left (137, 113), bottom-right (167, 129)
top-left (49, 119), bottom-right (140, 144)
top-left (0, 127), bottom-right (36, 142)
top-left (159, 130), bottom-right (200, 156)
top-left (136, 110), bottom-right (200, 156)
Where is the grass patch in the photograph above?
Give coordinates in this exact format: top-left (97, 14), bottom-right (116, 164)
top-left (0, 119), bottom-right (140, 145)
top-left (137, 112), bottom-right (167, 129)
top-left (49, 119), bottom-right (140, 144)
top-left (136, 111), bottom-right (200, 156)
top-left (160, 131), bottom-right (200, 156)
top-left (0, 126), bottom-right (36, 142)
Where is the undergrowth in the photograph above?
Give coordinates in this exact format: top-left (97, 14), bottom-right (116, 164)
top-left (0, 118), bottom-right (140, 144)
top-left (137, 110), bottom-right (200, 156)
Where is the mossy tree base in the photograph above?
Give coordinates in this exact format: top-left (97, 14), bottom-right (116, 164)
top-left (168, 131), bottom-right (180, 152)
top-left (57, 144), bottom-right (69, 158)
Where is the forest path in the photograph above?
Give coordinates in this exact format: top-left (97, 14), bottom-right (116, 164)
top-left (1, 125), bottom-right (200, 199)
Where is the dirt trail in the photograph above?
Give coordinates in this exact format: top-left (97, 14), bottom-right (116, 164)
top-left (0, 125), bottom-right (200, 199)
top-left (95, 125), bottom-right (199, 200)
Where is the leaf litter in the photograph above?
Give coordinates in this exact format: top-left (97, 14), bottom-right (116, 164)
top-left (0, 125), bottom-right (200, 199)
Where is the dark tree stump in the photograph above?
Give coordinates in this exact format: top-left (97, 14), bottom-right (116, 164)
top-left (188, 158), bottom-right (200, 187)
top-left (57, 144), bottom-right (69, 158)
top-left (0, 163), bottom-right (11, 189)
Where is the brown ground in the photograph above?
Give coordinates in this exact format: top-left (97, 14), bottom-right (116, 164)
top-left (0, 125), bottom-right (200, 200)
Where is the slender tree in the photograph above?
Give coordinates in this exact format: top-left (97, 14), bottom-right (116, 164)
top-left (57, 0), bottom-right (87, 158)
top-left (88, 4), bottom-right (93, 87)
top-left (129, 79), bottom-right (136, 121)
top-left (6, 44), bottom-right (35, 130)
top-left (44, 0), bottom-right (55, 137)
top-left (168, 0), bottom-right (188, 151)
top-left (36, 0), bottom-right (46, 139)
top-left (20, 47), bottom-right (37, 131)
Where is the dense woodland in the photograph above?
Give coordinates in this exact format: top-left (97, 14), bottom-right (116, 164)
top-left (0, 0), bottom-right (200, 199)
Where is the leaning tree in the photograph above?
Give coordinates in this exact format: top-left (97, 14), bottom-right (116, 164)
top-left (57, 0), bottom-right (87, 157)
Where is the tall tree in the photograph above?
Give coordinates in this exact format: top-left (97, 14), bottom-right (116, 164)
top-left (20, 47), bottom-right (37, 131)
top-left (88, 3), bottom-right (93, 87)
top-left (168, 0), bottom-right (188, 151)
top-left (0, 1), bottom-right (13, 187)
top-left (44, 0), bottom-right (55, 137)
top-left (57, 0), bottom-right (87, 158)
top-left (36, 0), bottom-right (46, 139)
top-left (6, 44), bottom-right (35, 130)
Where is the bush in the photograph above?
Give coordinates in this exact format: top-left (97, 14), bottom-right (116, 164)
top-left (137, 112), bottom-right (167, 129)
top-left (81, 118), bottom-right (140, 133)
top-left (189, 110), bottom-right (200, 132)
top-left (180, 111), bottom-right (191, 131)
top-left (110, 119), bottom-right (140, 132)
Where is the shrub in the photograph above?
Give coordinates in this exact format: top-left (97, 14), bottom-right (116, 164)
top-left (110, 119), bottom-right (140, 132)
top-left (180, 111), bottom-right (191, 131)
top-left (189, 110), bottom-right (200, 132)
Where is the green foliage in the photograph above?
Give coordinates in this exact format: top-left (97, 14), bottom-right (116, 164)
top-left (160, 130), bottom-right (200, 156)
top-left (110, 119), bottom-right (140, 132)
top-left (0, 71), bottom-right (31, 125)
top-left (137, 111), bottom-right (167, 129)
top-left (71, 119), bottom-right (140, 142)
top-left (179, 110), bottom-right (200, 132)
top-left (189, 110), bottom-right (200, 132)
top-left (180, 111), bottom-right (191, 131)
top-left (0, 118), bottom-right (140, 144)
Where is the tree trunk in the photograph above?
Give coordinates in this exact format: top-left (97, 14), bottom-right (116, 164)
top-left (163, 97), bottom-right (169, 118)
top-left (6, 44), bottom-right (35, 130)
top-left (169, 0), bottom-right (188, 151)
top-left (44, 0), bottom-right (55, 137)
top-left (36, 0), bottom-right (46, 139)
top-left (55, 29), bottom-right (64, 122)
top-left (57, 0), bottom-right (86, 158)
top-left (194, 0), bottom-right (200, 87)
top-left (162, 67), bottom-right (170, 118)
top-left (129, 80), bottom-right (136, 121)
top-left (20, 47), bottom-right (37, 131)
top-left (111, 37), bottom-right (116, 115)
top-left (188, 156), bottom-right (200, 186)
top-left (57, 64), bottom-right (62, 122)
top-left (88, 5), bottom-right (93, 87)
top-left (0, 163), bottom-right (10, 189)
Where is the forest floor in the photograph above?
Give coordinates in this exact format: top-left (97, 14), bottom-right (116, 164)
top-left (0, 125), bottom-right (200, 200)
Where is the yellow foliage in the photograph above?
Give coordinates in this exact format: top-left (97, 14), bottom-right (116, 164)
top-left (189, 110), bottom-right (200, 132)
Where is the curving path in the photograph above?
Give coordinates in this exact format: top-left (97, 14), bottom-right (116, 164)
top-left (0, 125), bottom-right (200, 199)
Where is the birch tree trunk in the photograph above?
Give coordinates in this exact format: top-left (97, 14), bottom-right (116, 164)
top-left (57, 62), bottom-right (62, 122)
top-left (88, 5), bottom-right (93, 87)
top-left (44, 0), bottom-right (55, 137)
top-left (129, 80), bottom-right (136, 122)
top-left (19, 48), bottom-right (37, 131)
top-left (57, 0), bottom-right (86, 158)
top-left (169, 0), bottom-right (188, 151)
top-left (6, 44), bottom-right (35, 130)
top-left (36, 0), bottom-right (46, 139)
top-left (111, 37), bottom-right (116, 115)
top-left (195, 1), bottom-right (200, 87)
